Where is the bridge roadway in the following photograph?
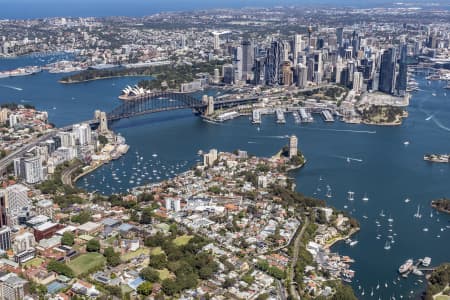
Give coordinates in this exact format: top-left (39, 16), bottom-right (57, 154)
top-left (0, 94), bottom-right (260, 173)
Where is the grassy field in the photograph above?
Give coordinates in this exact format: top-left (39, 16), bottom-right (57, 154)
top-left (157, 268), bottom-right (171, 280)
top-left (23, 257), bottom-right (44, 268)
top-left (435, 295), bottom-right (450, 300)
top-left (68, 253), bottom-right (105, 275)
top-left (151, 247), bottom-right (163, 255)
top-left (121, 247), bottom-right (150, 262)
top-left (173, 234), bottom-right (193, 247)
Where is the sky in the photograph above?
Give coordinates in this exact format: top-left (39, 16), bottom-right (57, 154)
top-left (0, 0), bottom-right (448, 19)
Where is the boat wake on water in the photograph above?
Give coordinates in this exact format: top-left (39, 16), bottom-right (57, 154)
top-left (0, 84), bottom-right (23, 91)
top-left (302, 127), bottom-right (376, 134)
top-left (334, 155), bottom-right (363, 162)
top-left (431, 117), bottom-right (450, 132)
top-left (256, 135), bottom-right (290, 139)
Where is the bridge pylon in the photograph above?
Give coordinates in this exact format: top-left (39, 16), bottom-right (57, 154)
top-left (202, 95), bottom-right (215, 116)
top-left (94, 110), bottom-right (109, 133)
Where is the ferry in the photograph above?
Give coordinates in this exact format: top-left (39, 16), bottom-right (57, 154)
top-left (422, 257), bottom-right (431, 267)
top-left (398, 259), bottom-right (413, 273)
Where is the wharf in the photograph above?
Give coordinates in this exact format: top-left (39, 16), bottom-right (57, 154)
top-left (299, 108), bottom-right (314, 122)
top-left (321, 110), bottom-right (335, 122)
top-left (276, 109), bottom-right (286, 124)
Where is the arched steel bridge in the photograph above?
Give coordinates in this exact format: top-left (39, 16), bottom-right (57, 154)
top-left (106, 91), bottom-right (259, 121)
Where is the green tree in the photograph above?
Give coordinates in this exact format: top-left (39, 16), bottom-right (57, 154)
top-left (103, 247), bottom-right (121, 267)
top-left (140, 267), bottom-right (160, 283)
top-left (331, 284), bottom-right (358, 300)
top-left (47, 260), bottom-right (74, 277)
top-left (140, 207), bottom-right (153, 224)
top-left (162, 278), bottom-right (179, 296)
top-left (137, 281), bottom-right (153, 296)
top-left (61, 231), bottom-right (75, 246)
top-left (98, 135), bottom-right (108, 145)
top-left (149, 253), bottom-right (168, 269)
top-left (71, 211), bottom-right (91, 224)
top-left (86, 239), bottom-right (100, 252)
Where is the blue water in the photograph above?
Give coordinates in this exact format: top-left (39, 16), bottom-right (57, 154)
top-left (1, 55), bottom-right (449, 299)
top-left (1, 0), bottom-right (448, 19)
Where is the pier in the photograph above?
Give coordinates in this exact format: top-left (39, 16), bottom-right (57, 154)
top-left (293, 111), bottom-right (301, 124)
top-left (321, 110), bottom-right (335, 122)
top-left (299, 108), bottom-right (314, 123)
top-left (252, 109), bottom-right (261, 124)
top-left (276, 109), bottom-right (286, 124)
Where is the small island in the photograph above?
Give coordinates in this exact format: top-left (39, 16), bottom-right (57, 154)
top-left (431, 198), bottom-right (450, 214)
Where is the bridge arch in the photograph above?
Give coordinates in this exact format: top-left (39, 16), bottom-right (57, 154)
top-left (107, 92), bottom-right (206, 121)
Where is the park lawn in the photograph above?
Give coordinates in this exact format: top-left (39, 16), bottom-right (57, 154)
top-left (121, 284), bottom-right (133, 294)
top-left (157, 268), bottom-right (171, 280)
top-left (121, 247), bottom-right (150, 262)
top-left (151, 247), bottom-right (163, 255)
top-left (435, 296), bottom-right (450, 300)
top-left (173, 234), bottom-right (193, 247)
top-left (68, 253), bottom-right (105, 275)
top-left (23, 257), bottom-right (44, 268)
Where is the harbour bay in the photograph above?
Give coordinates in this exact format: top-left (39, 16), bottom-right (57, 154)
top-left (1, 55), bottom-right (449, 299)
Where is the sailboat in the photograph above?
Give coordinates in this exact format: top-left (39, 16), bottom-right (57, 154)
top-left (379, 210), bottom-right (386, 217)
top-left (430, 210), bottom-right (433, 218)
top-left (414, 205), bottom-right (422, 218)
top-left (348, 191), bottom-right (355, 201)
top-left (361, 289), bottom-right (365, 296)
top-left (326, 185), bottom-right (332, 198)
top-left (384, 241), bottom-right (391, 250)
top-left (371, 288), bottom-right (374, 296)
top-left (376, 282), bottom-right (380, 290)
top-left (362, 193), bottom-right (369, 201)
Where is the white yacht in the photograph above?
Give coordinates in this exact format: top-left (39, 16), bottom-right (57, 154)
top-left (414, 205), bottom-right (422, 218)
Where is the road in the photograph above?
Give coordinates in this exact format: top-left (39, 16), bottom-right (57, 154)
top-left (288, 217), bottom-right (309, 300)
top-left (61, 161), bottom-right (83, 187)
top-left (0, 131), bottom-right (56, 174)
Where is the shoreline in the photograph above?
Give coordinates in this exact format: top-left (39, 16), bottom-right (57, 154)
top-left (361, 110), bottom-right (408, 126)
top-left (431, 201), bottom-right (450, 215)
top-left (323, 227), bottom-right (360, 249)
top-left (58, 74), bottom-right (153, 84)
top-left (72, 161), bottom-right (106, 186)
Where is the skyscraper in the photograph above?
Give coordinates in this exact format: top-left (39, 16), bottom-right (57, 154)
top-left (336, 27), bottom-right (344, 47)
top-left (296, 64), bottom-right (308, 89)
top-left (222, 64), bottom-right (234, 84)
top-left (293, 34), bottom-right (303, 64)
top-left (289, 135), bottom-right (298, 158)
top-left (0, 227), bottom-right (11, 251)
top-left (379, 47), bottom-right (397, 94)
top-left (233, 46), bottom-right (243, 82)
top-left (0, 191), bottom-right (7, 227)
top-left (395, 43), bottom-right (408, 96)
top-left (241, 40), bottom-right (254, 82)
top-left (264, 40), bottom-right (284, 85)
top-left (282, 61), bottom-right (293, 86)
top-left (213, 33), bottom-right (220, 50)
